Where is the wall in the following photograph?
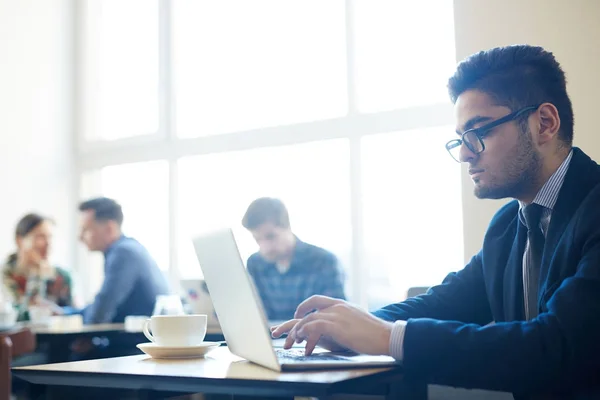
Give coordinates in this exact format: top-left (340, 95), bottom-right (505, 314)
top-left (0, 0), bottom-right (75, 268)
top-left (454, 0), bottom-right (600, 261)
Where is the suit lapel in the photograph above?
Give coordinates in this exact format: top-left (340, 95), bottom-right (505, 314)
top-left (541, 148), bottom-right (600, 299)
top-left (504, 219), bottom-right (527, 321)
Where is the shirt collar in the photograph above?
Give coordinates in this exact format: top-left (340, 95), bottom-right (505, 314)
top-left (518, 149), bottom-right (573, 223)
top-left (104, 234), bottom-right (126, 256)
top-left (265, 236), bottom-right (306, 273)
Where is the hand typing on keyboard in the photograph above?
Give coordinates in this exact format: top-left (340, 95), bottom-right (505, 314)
top-left (274, 349), bottom-right (349, 361)
top-left (271, 295), bottom-right (393, 357)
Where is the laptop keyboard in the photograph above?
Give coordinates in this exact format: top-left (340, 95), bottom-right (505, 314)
top-left (275, 349), bottom-right (349, 362)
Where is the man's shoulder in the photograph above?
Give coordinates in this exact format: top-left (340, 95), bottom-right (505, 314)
top-left (246, 252), bottom-right (266, 270)
top-left (573, 182), bottom-right (600, 230)
top-left (110, 236), bottom-right (146, 255)
top-left (484, 200), bottom-right (520, 239)
top-left (296, 241), bottom-right (337, 267)
top-left (582, 183), bottom-right (600, 207)
top-left (106, 237), bottom-right (153, 266)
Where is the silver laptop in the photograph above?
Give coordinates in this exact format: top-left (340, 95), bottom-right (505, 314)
top-left (192, 228), bottom-right (399, 371)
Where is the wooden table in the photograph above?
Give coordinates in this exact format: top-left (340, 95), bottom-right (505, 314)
top-left (14, 347), bottom-right (424, 399)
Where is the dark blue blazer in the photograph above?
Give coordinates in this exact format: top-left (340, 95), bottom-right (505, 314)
top-left (373, 147), bottom-right (600, 399)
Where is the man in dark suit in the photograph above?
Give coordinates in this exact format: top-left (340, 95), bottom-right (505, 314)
top-left (272, 44), bottom-right (600, 399)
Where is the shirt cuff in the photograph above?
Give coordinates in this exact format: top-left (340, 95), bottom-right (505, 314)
top-left (389, 320), bottom-right (407, 361)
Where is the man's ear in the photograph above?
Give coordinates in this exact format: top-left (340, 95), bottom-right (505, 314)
top-left (535, 103), bottom-right (561, 146)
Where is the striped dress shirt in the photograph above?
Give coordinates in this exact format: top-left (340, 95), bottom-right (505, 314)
top-left (518, 150), bottom-right (573, 319)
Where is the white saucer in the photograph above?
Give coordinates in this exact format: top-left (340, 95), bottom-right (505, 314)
top-left (136, 342), bottom-right (221, 359)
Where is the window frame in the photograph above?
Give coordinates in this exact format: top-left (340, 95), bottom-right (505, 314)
top-left (74, 0), bottom-right (458, 308)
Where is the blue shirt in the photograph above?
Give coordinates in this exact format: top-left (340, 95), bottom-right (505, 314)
top-left (83, 235), bottom-right (170, 324)
top-left (247, 238), bottom-right (346, 320)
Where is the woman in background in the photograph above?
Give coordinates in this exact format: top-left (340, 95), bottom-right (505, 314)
top-left (2, 213), bottom-right (73, 320)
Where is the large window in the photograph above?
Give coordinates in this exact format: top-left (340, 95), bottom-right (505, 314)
top-left (80, 0), bottom-right (159, 141)
top-left (172, 0), bottom-right (348, 137)
top-left (361, 127), bottom-right (463, 309)
top-left (76, 0), bottom-right (461, 308)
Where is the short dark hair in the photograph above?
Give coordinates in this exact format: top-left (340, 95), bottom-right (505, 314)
top-left (448, 45), bottom-right (574, 146)
top-left (242, 197), bottom-right (290, 230)
top-left (15, 213), bottom-right (53, 238)
top-left (79, 197), bottom-right (124, 226)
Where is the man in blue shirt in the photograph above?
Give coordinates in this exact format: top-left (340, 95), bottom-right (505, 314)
top-left (78, 197), bottom-right (170, 324)
top-left (242, 197), bottom-right (345, 320)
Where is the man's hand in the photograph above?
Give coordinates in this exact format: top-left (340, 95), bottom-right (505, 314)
top-left (32, 297), bottom-right (64, 315)
top-left (18, 246), bottom-right (42, 270)
top-left (271, 319), bottom-right (347, 354)
top-left (271, 295), bottom-right (393, 356)
top-left (18, 243), bottom-right (53, 277)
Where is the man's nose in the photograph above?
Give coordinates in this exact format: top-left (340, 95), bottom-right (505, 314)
top-left (459, 141), bottom-right (477, 163)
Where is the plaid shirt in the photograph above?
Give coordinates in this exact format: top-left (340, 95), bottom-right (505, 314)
top-left (247, 239), bottom-right (346, 320)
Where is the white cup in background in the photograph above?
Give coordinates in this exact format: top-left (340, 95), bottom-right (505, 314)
top-left (29, 306), bottom-right (52, 325)
top-left (49, 314), bottom-right (83, 330)
top-left (143, 314), bottom-right (207, 347)
top-left (125, 315), bottom-right (149, 332)
top-left (0, 306), bottom-right (17, 328)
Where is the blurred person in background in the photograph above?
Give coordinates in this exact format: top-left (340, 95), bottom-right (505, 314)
top-left (72, 197), bottom-right (169, 359)
top-left (2, 213), bottom-right (73, 321)
top-left (78, 197), bottom-right (169, 324)
top-left (242, 197), bottom-right (346, 321)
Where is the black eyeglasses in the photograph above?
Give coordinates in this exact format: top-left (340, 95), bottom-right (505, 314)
top-left (445, 105), bottom-right (540, 163)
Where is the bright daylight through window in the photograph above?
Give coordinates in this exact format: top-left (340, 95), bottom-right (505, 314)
top-left (77, 0), bottom-right (460, 309)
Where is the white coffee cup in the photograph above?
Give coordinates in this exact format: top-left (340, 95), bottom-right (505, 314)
top-left (0, 308), bottom-right (17, 328)
top-left (143, 314), bottom-right (207, 347)
top-left (49, 314), bottom-right (83, 330)
top-left (29, 306), bottom-right (52, 325)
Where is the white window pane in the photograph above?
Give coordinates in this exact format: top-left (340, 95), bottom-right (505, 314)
top-left (173, 0), bottom-right (348, 137)
top-left (100, 161), bottom-right (169, 270)
top-left (78, 170), bottom-right (105, 302)
top-left (176, 140), bottom-right (351, 282)
top-left (81, 0), bottom-right (159, 141)
top-left (353, 1), bottom-right (456, 113)
top-left (361, 127), bottom-right (463, 310)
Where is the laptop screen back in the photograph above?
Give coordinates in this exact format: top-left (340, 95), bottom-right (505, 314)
top-left (192, 228), bottom-right (281, 371)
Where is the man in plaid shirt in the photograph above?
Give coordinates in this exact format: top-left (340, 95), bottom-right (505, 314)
top-left (242, 197), bottom-right (346, 321)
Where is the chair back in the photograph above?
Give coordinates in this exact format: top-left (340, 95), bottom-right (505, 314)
top-left (0, 328), bottom-right (36, 400)
top-left (406, 286), bottom-right (430, 299)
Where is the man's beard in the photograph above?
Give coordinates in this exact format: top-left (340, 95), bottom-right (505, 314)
top-left (474, 127), bottom-right (542, 200)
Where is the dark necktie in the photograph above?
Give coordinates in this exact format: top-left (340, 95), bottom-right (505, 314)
top-left (523, 204), bottom-right (545, 319)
